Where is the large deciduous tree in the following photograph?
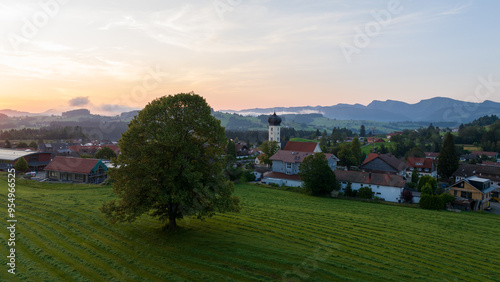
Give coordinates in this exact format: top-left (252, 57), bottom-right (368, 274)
top-left (299, 152), bottom-right (339, 195)
top-left (101, 93), bottom-right (239, 231)
top-left (437, 133), bottom-right (459, 179)
top-left (258, 140), bottom-right (280, 167)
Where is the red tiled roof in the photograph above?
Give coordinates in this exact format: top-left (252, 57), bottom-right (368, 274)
top-left (424, 152), bottom-right (439, 158)
top-left (362, 153), bottom-right (379, 165)
top-left (264, 171), bottom-right (302, 181)
top-left (335, 170), bottom-right (406, 188)
top-left (44, 156), bottom-right (100, 174)
top-left (406, 157), bottom-right (434, 169)
top-left (270, 150), bottom-right (335, 164)
top-left (366, 137), bottom-right (385, 143)
top-left (283, 141), bottom-right (318, 153)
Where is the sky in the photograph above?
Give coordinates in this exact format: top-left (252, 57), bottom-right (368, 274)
top-left (1, 0), bottom-right (500, 115)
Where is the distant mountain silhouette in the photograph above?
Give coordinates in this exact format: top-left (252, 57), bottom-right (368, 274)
top-left (223, 97), bottom-right (500, 123)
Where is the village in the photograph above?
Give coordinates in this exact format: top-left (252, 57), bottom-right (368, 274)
top-left (1, 111), bottom-right (499, 214)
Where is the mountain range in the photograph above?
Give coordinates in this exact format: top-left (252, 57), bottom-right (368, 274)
top-left (222, 97), bottom-right (500, 123)
top-left (1, 97), bottom-right (499, 125)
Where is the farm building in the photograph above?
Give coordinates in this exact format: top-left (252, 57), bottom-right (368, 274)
top-left (335, 170), bottom-right (406, 203)
top-left (44, 156), bottom-right (108, 184)
top-left (0, 148), bottom-right (52, 171)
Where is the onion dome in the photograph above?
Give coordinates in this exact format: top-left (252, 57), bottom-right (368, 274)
top-left (268, 112), bottom-right (282, 126)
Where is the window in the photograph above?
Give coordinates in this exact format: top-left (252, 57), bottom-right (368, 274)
top-left (286, 163), bottom-right (292, 169)
top-left (461, 191), bottom-right (466, 198)
top-left (454, 190), bottom-right (457, 196)
top-left (270, 137), bottom-right (273, 141)
top-left (270, 128), bottom-right (273, 131)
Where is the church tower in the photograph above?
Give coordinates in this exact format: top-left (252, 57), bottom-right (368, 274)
top-left (268, 112), bottom-right (282, 147)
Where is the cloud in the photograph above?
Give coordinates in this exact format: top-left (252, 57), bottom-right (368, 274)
top-left (439, 2), bottom-right (472, 16)
top-left (69, 96), bottom-right (90, 106)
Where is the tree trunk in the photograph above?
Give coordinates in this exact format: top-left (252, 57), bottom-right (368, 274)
top-left (168, 213), bottom-right (178, 231)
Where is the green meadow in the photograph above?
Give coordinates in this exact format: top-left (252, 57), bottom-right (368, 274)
top-left (1, 178), bottom-right (499, 281)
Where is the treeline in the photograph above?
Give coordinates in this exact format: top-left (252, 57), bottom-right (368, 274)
top-left (0, 126), bottom-right (86, 141)
top-left (455, 115), bottom-right (500, 152)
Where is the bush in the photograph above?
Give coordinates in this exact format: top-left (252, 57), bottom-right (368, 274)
top-left (343, 182), bottom-right (353, 197)
top-left (401, 189), bottom-right (414, 203)
top-left (240, 171), bottom-right (256, 182)
top-left (357, 186), bottom-right (374, 199)
top-left (419, 194), bottom-right (445, 210)
top-left (440, 193), bottom-right (455, 207)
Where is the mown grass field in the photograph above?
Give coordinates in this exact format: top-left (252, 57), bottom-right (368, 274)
top-left (1, 178), bottom-right (500, 281)
top-left (361, 141), bottom-right (395, 155)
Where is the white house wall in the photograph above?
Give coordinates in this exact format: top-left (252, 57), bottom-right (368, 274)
top-left (265, 177), bottom-right (303, 188)
top-left (340, 182), bottom-right (403, 203)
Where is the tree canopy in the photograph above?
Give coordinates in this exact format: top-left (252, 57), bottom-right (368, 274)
top-left (437, 133), bottom-right (459, 179)
top-left (95, 147), bottom-right (117, 160)
top-left (299, 152), bottom-right (339, 195)
top-left (258, 140), bottom-right (280, 167)
top-left (101, 93), bottom-right (239, 231)
top-left (14, 157), bottom-right (28, 172)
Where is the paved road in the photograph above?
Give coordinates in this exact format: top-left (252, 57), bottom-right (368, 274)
top-left (487, 202), bottom-right (500, 215)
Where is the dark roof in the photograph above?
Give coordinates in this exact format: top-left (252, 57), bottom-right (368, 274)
top-left (335, 170), bottom-right (406, 188)
top-left (268, 112), bottom-right (282, 126)
top-left (406, 157), bottom-right (434, 169)
top-left (362, 153), bottom-right (407, 172)
top-left (283, 141), bottom-right (318, 153)
top-left (44, 156), bottom-right (104, 174)
top-left (270, 150), bottom-right (336, 164)
top-left (453, 164), bottom-right (500, 182)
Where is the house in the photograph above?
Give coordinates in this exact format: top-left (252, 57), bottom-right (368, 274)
top-left (452, 164), bottom-right (500, 184)
top-left (448, 176), bottom-right (495, 211)
top-left (234, 142), bottom-right (249, 157)
top-left (263, 141), bottom-right (339, 187)
top-left (335, 170), bottom-right (406, 203)
top-left (360, 153), bottom-right (407, 176)
top-left (406, 157), bottom-right (436, 178)
top-left (366, 137), bottom-right (385, 143)
top-left (460, 154), bottom-right (479, 162)
top-left (44, 156), bottom-right (108, 184)
top-left (471, 151), bottom-right (498, 159)
top-left (452, 164), bottom-right (500, 198)
top-left (424, 152), bottom-right (439, 160)
top-left (0, 148), bottom-right (52, 171)
top-left (38, 142), bottom-right (73, 155)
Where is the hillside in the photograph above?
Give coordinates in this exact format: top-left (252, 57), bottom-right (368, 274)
top-left (1, 179), bottom-right (499, 281)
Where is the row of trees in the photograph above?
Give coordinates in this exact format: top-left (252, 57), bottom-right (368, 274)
top-left (0, 126), bottom-right (87, 141)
